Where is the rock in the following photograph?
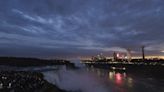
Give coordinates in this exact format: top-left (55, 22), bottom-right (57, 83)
top-left (0, 71), bottom-right (67, 92)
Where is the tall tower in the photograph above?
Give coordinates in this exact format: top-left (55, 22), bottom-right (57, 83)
top-left (127, 49), bottom-right (132, 62)
top-left (113, 52), bottom-right (117, 61)
top-left (142, 46), bottom-right (145, 61)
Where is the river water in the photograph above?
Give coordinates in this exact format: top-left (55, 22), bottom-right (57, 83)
top-left (0, 65), bottom-right (163, 92)
top-left (42, 65), bottom-right (164, 92)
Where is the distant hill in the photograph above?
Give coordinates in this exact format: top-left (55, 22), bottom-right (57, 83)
top-left (0, 57), bottom-right (71, 67)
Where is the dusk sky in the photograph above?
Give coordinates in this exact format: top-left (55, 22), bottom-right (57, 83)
top-left (0, 0), bottom-right (164, 58)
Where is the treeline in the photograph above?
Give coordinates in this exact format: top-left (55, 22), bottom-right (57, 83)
top-left (131, 59), bottom-right (164, 63)
top-left (0, 57), bottom-right (71, 66)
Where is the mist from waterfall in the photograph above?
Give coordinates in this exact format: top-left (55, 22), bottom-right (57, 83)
top-left (43, 64), bottom-right (110, 92)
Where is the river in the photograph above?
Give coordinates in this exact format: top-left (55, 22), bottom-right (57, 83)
top-left (0, 64), bottom-right (163, 92)
top-left (43, 65), bottom-right (164, 92)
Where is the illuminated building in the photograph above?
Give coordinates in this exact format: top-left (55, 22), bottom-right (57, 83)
top-left (113, 52), bottom-right (127, 61)
top-left (116, 53), bottom-right (126, 59)
top-left (91, 53), bottom-right (106, 61)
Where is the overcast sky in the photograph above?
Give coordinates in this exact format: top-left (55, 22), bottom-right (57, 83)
top-left (0, 0), bottom-right (164, 58)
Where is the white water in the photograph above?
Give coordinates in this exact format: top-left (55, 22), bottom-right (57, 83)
top-left (43, 67), bottom-right (110, 92)
top-left (69, 59), bottom-right (85, 68)
top-left (42, 59), bottom-right (110, 92)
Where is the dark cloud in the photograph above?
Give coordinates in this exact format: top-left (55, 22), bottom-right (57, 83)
top-left (0, 0), bottom-right (164, 58)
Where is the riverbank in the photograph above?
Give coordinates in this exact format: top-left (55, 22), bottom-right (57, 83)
top-left (0, 71), bottom-right (66, 92)
top-left (0, 57), bottom-right (72, 67)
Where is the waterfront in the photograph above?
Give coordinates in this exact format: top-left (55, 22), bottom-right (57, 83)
top-left (0, 71), bottom-right (66, 92)
top-left (86, 67), bottom-right (164, 92)
top-left (0, 62), bottom-right (163, 92)
top-left (21, 64), bottom-right (164, 92)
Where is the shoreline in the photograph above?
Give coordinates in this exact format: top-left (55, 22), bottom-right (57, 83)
top-left (0, 71), bottom-right (67, 92)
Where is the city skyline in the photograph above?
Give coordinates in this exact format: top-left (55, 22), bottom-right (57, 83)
top-left (0, 0), bottom-right (164, 58)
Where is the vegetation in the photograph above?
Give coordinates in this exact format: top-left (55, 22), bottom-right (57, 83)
top-left (0, 57), bottom-right (71, 67)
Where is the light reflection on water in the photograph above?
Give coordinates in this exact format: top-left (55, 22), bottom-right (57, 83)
top-left (86, 67), bottom-right (164, 92)
top-left (0, 65), bottom-right (163, 92)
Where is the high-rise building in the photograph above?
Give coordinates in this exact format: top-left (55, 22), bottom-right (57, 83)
top-left (113, 52), bottom-right (117, 61)
top-left (127, 49), bottom-right (132, 62)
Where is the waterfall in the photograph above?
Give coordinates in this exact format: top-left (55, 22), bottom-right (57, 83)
top-left (43, 67), bottom-right (110, 92)
top-left (70, 59), bottom-right (85, 68)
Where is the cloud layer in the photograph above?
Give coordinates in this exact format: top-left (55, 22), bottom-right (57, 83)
top-left (0, 0), bottom-right (164, 58)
